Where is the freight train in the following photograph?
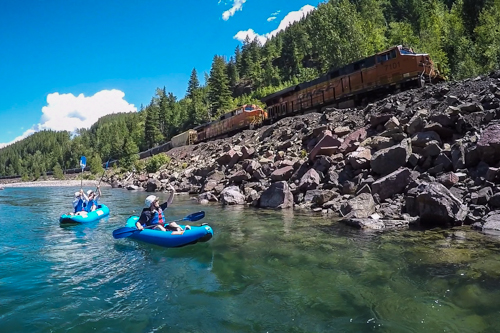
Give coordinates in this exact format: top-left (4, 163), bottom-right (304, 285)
top-left (0, 45), bottom-right (443, 179)
top-left (262, 45), bottom-right (444, 120)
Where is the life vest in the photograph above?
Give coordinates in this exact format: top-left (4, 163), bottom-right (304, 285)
top-left (74, 199), bottom-right (85, 213)
top-left (149, 208), bottom-right (165, 226)
top-left (86, 199), bottom-right (98, 212)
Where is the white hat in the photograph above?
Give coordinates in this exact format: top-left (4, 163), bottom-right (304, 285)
top-left (87, 190), bottom-right (94, 196)
top-left (74, 192), bottom-right (81, 198)
top-left (145, 195), bottom-right (158, 207)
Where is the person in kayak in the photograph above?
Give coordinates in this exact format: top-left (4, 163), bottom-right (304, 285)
top-left (135, 185), bottom-right (191, 232)
top-left (72, 190), bottom-right (89, 216)
top-left (85, 186), bottom-right (102, 212)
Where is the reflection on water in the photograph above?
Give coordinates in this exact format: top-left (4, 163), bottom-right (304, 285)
top-left (1, 187), bottom-right (500, 332)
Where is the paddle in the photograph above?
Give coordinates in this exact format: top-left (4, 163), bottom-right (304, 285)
top-left (95, 160), bottom-right (109, 193)
top-left (112, 211), bottom-right (206, 239)
top-left (79, 156), bottom-right (86, 189)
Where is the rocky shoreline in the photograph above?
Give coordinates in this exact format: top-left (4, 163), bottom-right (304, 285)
top-left (1, 180), bottom-right (107, 188)
top-left (107, 70), bottom-right (500, 234)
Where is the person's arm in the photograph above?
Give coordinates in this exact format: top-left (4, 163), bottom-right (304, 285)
top-left (136, 211), bottom-right (150, 230)
top-left (162, 184), bottom-right (175, 208)
top-left (96, 185), bottom-right (102, 199)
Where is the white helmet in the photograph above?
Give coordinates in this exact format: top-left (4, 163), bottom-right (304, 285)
top-left (145, 195), bottom-right (158, 207)
top-left (87, 190), bottom-right (94, 196)
top-left (74, 192), bottom-right (81, 198)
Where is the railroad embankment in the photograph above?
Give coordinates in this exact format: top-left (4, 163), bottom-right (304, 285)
top-left (110, 70), bottom-right (500, 233)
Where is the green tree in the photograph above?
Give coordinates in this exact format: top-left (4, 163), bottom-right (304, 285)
top-left (53, 162), bottom-right (65, 180)
top-left (119, 137), bottom-right (139, 171)
top-left (208, 55), bottom-right (232, 118)
top-left (475, 0), bottom-right (500, 73)
top-left (89, 154), bottom-right (104, 174)
top-left (144, 98), bottom-right (162, 148)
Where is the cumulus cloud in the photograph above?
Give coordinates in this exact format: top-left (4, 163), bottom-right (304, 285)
top-left (234, 5), bottom-right (315, 43)
top-left (0, 89), bottom-right (136, 149)
top-left (222, 0), bottom-right (246, 21)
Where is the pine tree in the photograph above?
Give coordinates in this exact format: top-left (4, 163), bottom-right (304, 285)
top-left (187, 68), bottom-right (200, 100)
top-left (186, 68), bottom-right (207, 127)
top-left (157, 87), bottom-right (168, 140)
top-left (208, 55), bottom-right (232, 119)
top-left (144, 99), bottom-right (162, 148)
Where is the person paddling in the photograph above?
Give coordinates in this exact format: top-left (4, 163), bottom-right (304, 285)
top-left (86, 185), bottom-right (102, 212)
top-left (135, 185), bottom-right (191, 232)
top-left (72, 190), bottom-right (89, 216)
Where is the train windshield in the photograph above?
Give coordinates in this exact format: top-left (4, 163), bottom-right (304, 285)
top-left (244, 105), bottom-right (255, 111)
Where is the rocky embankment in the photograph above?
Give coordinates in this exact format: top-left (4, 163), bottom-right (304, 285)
top-left (110, 71), bottom-right (500, 234)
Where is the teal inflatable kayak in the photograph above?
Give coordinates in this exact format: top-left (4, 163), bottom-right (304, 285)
top-left (59, 204), bottom-right (110, 224)
top-left (119, 216), bottom-right (213, 248)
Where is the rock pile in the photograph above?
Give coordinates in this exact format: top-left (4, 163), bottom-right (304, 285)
top-left (109, 70), bottom-right (500, 233)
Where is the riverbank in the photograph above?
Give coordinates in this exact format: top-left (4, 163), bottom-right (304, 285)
top-left (1, 180), bottom-right (109, 188)
top-left (107, 70), bottom-right (500, 234)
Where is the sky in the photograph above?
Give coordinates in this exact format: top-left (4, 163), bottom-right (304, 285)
top-left (0, 0), bottom-right (316, 148)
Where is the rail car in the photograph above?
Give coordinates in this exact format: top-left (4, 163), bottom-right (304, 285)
top-left (262, 45), bottom-right (444, 121)
top-left (197, 104), bottom-right (267, 142)
top-left (171, 129), bottom-right (197, 148)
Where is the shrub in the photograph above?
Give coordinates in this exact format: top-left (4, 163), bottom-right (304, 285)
top-left (145, 154), bottom-right (170, 173)
top-left (53, 163), bottom-right (65, 180)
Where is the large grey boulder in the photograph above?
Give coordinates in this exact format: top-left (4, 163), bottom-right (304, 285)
top-left (340, 193), bottom-right (376, 218)
top-left (371, 138), bottom-right (411, 175)
top-left (259, 181), bottom-right (294, 209)
top-left (371, 168), bottom-right (411, 201)
top-left (407, 182), bottom-right (468, 226)
top-left (220, 186), bottom-right (246, 205)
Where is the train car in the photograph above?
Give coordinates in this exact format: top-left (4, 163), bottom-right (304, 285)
top-left (171, 129), bottom-right (198, 148)
top-left (199, 104), bottom-right (267, 142)
top-left (262, 45), bottom-right (444, 121)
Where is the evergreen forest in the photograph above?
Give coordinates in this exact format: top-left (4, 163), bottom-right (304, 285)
top-left (1, 0), bottom-right (499, 179)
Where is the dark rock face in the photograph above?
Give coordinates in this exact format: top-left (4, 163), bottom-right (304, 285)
top-left (115, 73), bottom-right (500, 233)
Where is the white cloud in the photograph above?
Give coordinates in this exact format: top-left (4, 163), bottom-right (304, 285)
top-left (222, 0), bottom-right (246, 21)
top-left (271, 10), bottom-right (280, 16)
top-left (234, 5), bottom-right (315, 43)
top-left (267, 16), bottom-right (276, 22)
top-left (0, 89), bottom-right (136, 149)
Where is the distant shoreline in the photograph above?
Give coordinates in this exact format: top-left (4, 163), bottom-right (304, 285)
top-left (1, 180), bottom-right (110, 188)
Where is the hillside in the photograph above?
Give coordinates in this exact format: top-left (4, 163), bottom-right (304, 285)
top-left (110, 70), bottom-right (500, 233)
top-left (1, 0), bottom-right (499, 179)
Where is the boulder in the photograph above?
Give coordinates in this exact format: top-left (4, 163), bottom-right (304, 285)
top-left (409, 182), bottom-right (468, 226)
top-left (146, 179), bottom-right (161, 192)
top-left (308, 130), bottom-right (342, 160)
top-left (298, 168), bottom-right (321, 191)
top-left (348, 147), bottom-right (372, 170)
top-left (220, 186), bottom-right (246, 205)
top-left (371, 138), bottom-right (412, 175)
top-left (259, 181), bottom-right (294, 209)
top-left (477, 124), bottom-right (500, 165)
top-left (371, 168), bottom-right (411, 201)
top-left (270, 166), bottom-right (294, 181)
top-left (340, 193), bottom-right (376, 218)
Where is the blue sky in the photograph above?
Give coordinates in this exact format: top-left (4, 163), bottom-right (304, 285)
top-left (0, 0), bottom-right (316, 147)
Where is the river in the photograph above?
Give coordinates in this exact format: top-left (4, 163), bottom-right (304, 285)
top-left (1, 187), bottom-right (500, 332)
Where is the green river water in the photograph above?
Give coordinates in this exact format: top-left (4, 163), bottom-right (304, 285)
top-left (0, 186), bottom-right (500, 332)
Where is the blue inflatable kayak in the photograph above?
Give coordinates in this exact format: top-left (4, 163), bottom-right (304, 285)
top-left (122, 216), bottom-right (213, 248)
top-left (59, 204), bottom-right (110, 224)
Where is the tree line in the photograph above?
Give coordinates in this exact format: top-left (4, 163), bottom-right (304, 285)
top-left (1, 0), bottom-right (499, 179)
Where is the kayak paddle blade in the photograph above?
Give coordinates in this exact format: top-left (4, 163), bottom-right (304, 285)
top-left (184, 211), bottom-right (205, 222)
top-left (112, 227), bottom-right (139, 239)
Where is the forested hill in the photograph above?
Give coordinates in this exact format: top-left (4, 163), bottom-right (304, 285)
top-left (1, 0), bottom-right (499, 179)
